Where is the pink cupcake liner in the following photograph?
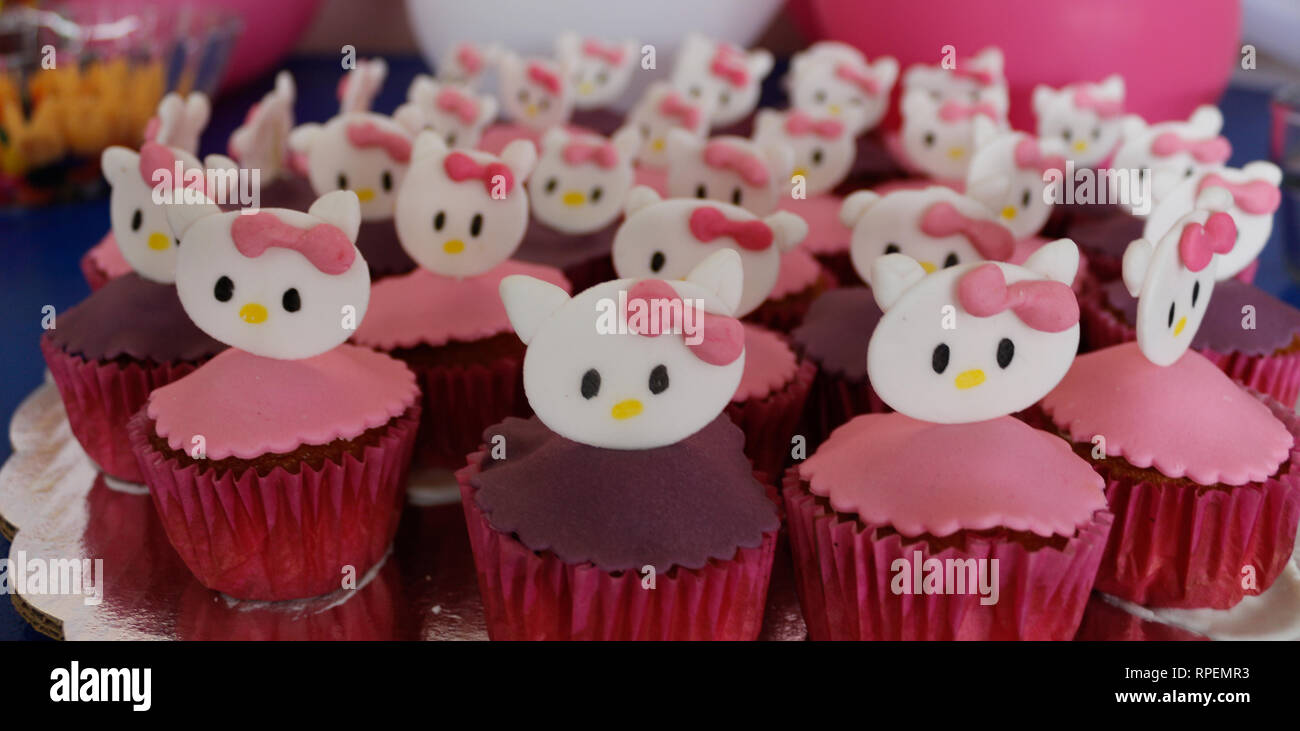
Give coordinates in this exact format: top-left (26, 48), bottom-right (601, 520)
top-left (405, 353), bottom-right (532, 470)
top-left (128, 405), bottom-right (420, 601)
top-left (457, 451), bottom-right (779, 640)
top-left (782, 474), bottom-right (1113, 640)
top-left (799, 367), bottom-right (888, 450)
top-left (1089, 393), bottom-right (1300, 609)
top-left (725, 359), bottom-right (816, 484)
top-left (1079, 289), bottom-right (1300, 408)
top-left (746, 268), bottom-right (838, 333)
top-left (41, 335), bottom-right (204, 482)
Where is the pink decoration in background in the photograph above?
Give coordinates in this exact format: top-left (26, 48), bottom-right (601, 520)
top-left (230, 211), bottom-right (356, 275)
top-left (625, 280), bottom-right (745, 366)
top-left (527, 63), bottom-right (562, 95)
top-left (1013, 138), bottom-right (1066, 174)
top-left (457, 43), bottom-right (484, 74)
top-left (658, 92), bottom-right (701, 129)
top-left (1073, 88), bottom-right (1123, 118)
top-left (702, 140), bottom-right (770, 185)
top-left (1150, 132), bottom-right (1232, 163)
top-left (957, 262), bottom-right (1079, 333)
top-left (562, 139), bottom-right (619, 168)
top-left (345, 121), bottom-right (413, 162)
top-left (137, 142), bottom-right (178, 185)
top-left (784, 110), bottom-right (845, 139)
top-left (919, 201), bottom-right (1015, 261)
top-left (834, 63), bottom-right (881, 95)
top-left (688, 206), bottom-right (775, 251)
top-left (435, 87), bottom-right (480, 125)
top-left (1197, 174), bottom-right (1282, 215)
top-left (444, 152), bottom-right (515, 194)
top-left (951, 66), bottom-right (997, 86)
top-left (1178, 211), bottom-right (1238, 272)
top-left (709, 45), bottom-right (749, 87)
top-left (582, 38), bottom-right (626, 65)
top-left (938, 100), bottom-right (1001, 121)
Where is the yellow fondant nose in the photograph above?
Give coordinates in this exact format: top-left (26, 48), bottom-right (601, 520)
top-left (239, 303), bottom-right (268, 324)
top-left (443, 239), bottom-right (466, 254)
top-left (947, 146), bottom-right (966, 160)
top-left (611, 399), bottom-right (643, 420)
top-left (791, 167), bottom-right (809, 180)
top-left (562, 190), bottom-right (586, 207)
top-left (147, 232), bottom-right (170, 250)
top-left (579, 81), bottom-right (595, 96)
top-left (955, 369), bottom-right (985, 390)
top-left (1001, 205), bottom-right (1017, 220)
top-left (651, 138), bottom-right (665, 151)
top-left (920, 261), bottom-right (937, 274)
top-left (828, 104), bottom-right (842, 116)
top-left (356, 188), bottom-right (375, 202)
top-left (526, 103), bottom-right (539, 118)
top-left (1174, 316), bottom-right (1187, 336)
top-left (1073, 140), bottom-right (1088, 153)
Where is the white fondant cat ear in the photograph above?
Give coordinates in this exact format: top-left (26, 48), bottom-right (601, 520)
top-left (1243, 160), bottom-right (1283, 185)
top-left (554, 30), bottom-right (581, 63)
top-left (1188, 105), bottom-right (1224, 135)
top-left (413, 129), bottom-right (449, 160)
top-left (1099, 74), bottom-right (1125, 99)
top-left (685, 248), bottom-right (744, 316)
top-left (871, 253), bottom-right (927, 312)
top-left (1122, 238), bottom-right (1154, 297)
top-left (165, 197), bottom-right (221, 240)
top-left (500, 139), bottom-right (539, 182)
top-left (288, 123), bottom-right (322, 154)
top-left (203, 154), bottom-right (239, 202)
top-left (748, 48), bottom-right (774, 78)
top-left (308, 190), bottom-right (362, 243)
top-left (476, 95), bottom-right (499, 127)
top-left (764, 210), bottom-right (808, 252)
top-left (623, 185), bottom-right (662, 217)
top-left (611, 124), bottom-right (641, 161)
top-left (1120, 115), bottom-right (1148, 141)
top-left (873, 57), bottom-right (899, 87)
top-left (839, 190), bottom-right (880, 227)
top-left (1022, 238), bottom-right (1079, 285)
top-left (1031, 85), bottom-right (1054, 116)
top-left (500, 274), bottom-right (571, 345)
top-left (497, 50), bottom-right (523, 76)
top-left (101, 146), bottom-right (138, 186)
top-left (901, 89), bottom-right (934, 118)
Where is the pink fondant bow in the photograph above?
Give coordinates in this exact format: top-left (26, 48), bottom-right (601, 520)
top-left (626, 279), bottom-right (744, 366)
top-left (1072, 88), bottom-right (1122, 118)
top-left (345, 121), bottom-right (412, 163)
top-left (1197, 174), bottom-right (1281, 216)
top-left (919, 201), bottom-right (1015, 261)
top-left (1013, 138), bottom-right (1066, 174)
top-left (785, 110), bottom-right (844, 139)
top-left (527, 62), bottom-right (562, 95)
top-left (138, 142), bottom-right (186, 190)
top-left (1178, 211), bottom-right (1238, 272)
top-left (952, 66), bottom-right (996, 86)
top-left (562, 139), bottom-right (619, 168)
top-left (938, 100), bottom-right (1001, 122)
top-left (230, 211), bottom-right (356, 275)
top-left (435, 87), bottom-right (479, 125)
top-left (957, 263), bottom-right (1079, 332)
top-left (456, 43), bottom-right (484, 75)
top-left (702, 140), bottom-right (770, 186)
top-left (689, 206), bottom-right (774, 251)
top-left (582, 38), bottom-right (625, 66)
top-left (658, 92), bottom-right (701, 129)
top-left (709, 45), bottom-right (749, 88)
top-left (834, 63), bottom-right (880, 95)
top-left (444, 151), bottom-right (514, 194)
top-left (1150, 132), bottom-right (1231, 164)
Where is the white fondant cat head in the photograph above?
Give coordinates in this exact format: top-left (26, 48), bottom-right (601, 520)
top-left (670, 33), bottom-right (772, 129)
top-left (497, 52), bottom-right (574, 131)
top-left (394, 76), bottom-right (497, 149)
top-left (395, 131), bottom-right (537, 278)
top-left (338, 58), bottom-right (387, 114)
top-left (1123, 188), bottom-right (1239, 366)
top-left (786, 42), bottom-right (897, 135)
top-left (1111, 105), bottom-right (1230, 215)
top-left (901, 85), bottom-right (1009, 180)
top-left (867, 238), bottom-right (1081, 423)
top-left (166, 190), bottom-right (369, 360)
top-left (1140, 161), bottom-right (1282, 281)
top-left (666, 130), bottom-right (793, 215)
top-left (556, 32), bottom-right (639, 109)
top-left (502, 248), bottom-right (746, 449)
top-left (622, 81), bottom-right (712, 168)
top-left (965, 121), bottom-right (1067, 240)
top-left (752, 108), bottom-right (854, 196)
top-left (530, 126), bottom-right (639, 234)
top-left (438, 41), bottom-right (497, 86)
top-left (903, 47), bottom-right (1006, 101)
top-left (289, 112), bottom-right (412, 221)
top-left (612, 187), bottom-right (807, 316)
top-left (229, 72), bottom-right (295, 180)
top-left (1032, 74), bottom-right (1125, 169)
top-left (843, 186), bottom-right (1016, 285)
top-left (147, 91), bottom-right (210, 154)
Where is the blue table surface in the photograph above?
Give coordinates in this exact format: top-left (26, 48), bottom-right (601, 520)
top-left (0, 55), bottom-right (1292, 640)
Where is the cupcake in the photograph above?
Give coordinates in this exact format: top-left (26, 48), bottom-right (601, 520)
top-left (1030, 75), bottom-right (1127, 171)
top-left (747, 248), bottom-right (836, 333)
top-left (612, 187), bottom-right (814, 481)
top-left (461, 249), bottom-right (779, 640)
top-left (669, 33), bottom-right (773, 137)
top-left (786, 239), bottom-right (1112, 640)
top-left (393, 75), bottom-right (498, 152)
top-left (622, 82), bottom-right (711, 196)
top-left (351, 132), bottom-right (569, 470)
top-left (227, 70), bottom-right (318, 213)
top-left (558, 32), bottom-right (640, 136)
top-left (477, 53), bottom-right (576, 154)
top-left (130, 189), bottom-right (420, 600)
top-left (1040, 196), bottom-right (1300, 609)
top-left (45, 141), bottom-right (226, 482)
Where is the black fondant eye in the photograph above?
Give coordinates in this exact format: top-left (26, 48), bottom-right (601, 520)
top-left (1092, 126), bottom-right (1102, 140)
top-left (689, 86), bottom-right (701, 98)
top-left (539, 98), bottom-right (551, 111)
top-left (923, 132), bottom-right (936, 147)
top-left (640, 124), bottom-right (651, 138)
top-left (446, 133), bottom-right (457, 147)
top-left (545, 177), bottom-right (558, 194)
top-left (718, 91), bottom-right (731, 106)
top-left (581, 368), bottom-right (601, 399)
top-left (381, 171), bottom-right (393, 192)
top-left (596, 70), bottom-right (609, 84)
top-left (1062, 129), bottom-right (1072, 142)
top-left (884, 243), bottom-right (901, 255)
top-left (282, 288), bottom-right (301, 313)
top-left (590, 186), bottom-right (603, 202)
top-left (433, 211), bottom-right (446, 231)
top-left (731, 188), bottom-right (743, 206)
top-left (811, 148), bottom-right (824, 165)
top-left (650, 251), bottom-right (666, 272)
top-left (1021, 189), bottom-right (1032, 208)
top-left (214, 276), bottom-right (234, 302)
top-left (470, 213), bottom-right (484, 237)
top-left (648, 364), bottom-right (669, 395)
top-left (814, 90), bottom-right (827, 103)
top-left (131, 209), bottom-right (143, 232)
top-left (337, 173), bottom-right (348, 190)
top-left (997, 338), bottom-right (1014, 369)
top-left (1168, 301), bottom-right (1176, 329)
top-left (944, 252), bottom-right (959, 268)
top-left (517, 89), bottom-right (529, 103)
top-left (1185, 166), bottom-right (1196, 178)
top-left (1192, 280), bottom-right (1200, 308)
top-left (695, 184), bottom-right (707, 199)
top-left (932, 343), bottom-right (950, 374)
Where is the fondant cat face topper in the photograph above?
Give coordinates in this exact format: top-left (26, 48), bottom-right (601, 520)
top-left (670, 33), bottom-right (773, 129)
top-left (338, 58), bottom-right (388, 114)
top-left (497, 52), bottom-right (574, 132)
top-left (903, 47), bottom-right (1006, 101)
top-left (165, 189), bottom-right (370, 360)
top-left (621, 81), bottom-right (712, 168)
top-left (556, 32), bottom-right (639, 109)
top-left (1140, 161), bottom-right (1282, 281)
top-left (502, 248), bottom-right (747, 449)
top-left (868, 239), bottom-right (1082, 424)
top-left (394, 76), bottom-right (498, 149)
top-left (1032, 74), bottom-right (1125, 169)
top-left (965, 119), bottom-right (1067, 240)
top-left (1123, 188), bottom-right (1239, 366)
top-left (395, 131), bottom-right (537, 278)
top-left (786, 42), bottom-right (898, 135)
top-left (666, 130), bottom-right (794, 216)
top-left (289, 112), bottom-right (412, 221)
top-left (530, 126), bottom-right (640, 234)
top-left (842, 186), bottom-right (1016, 286)
top-left (900, 86), bottom-right (1009, 181)
top-left (1111, 105), bottom-right (1230, 214)
top-left (145, 92), bottom-right (210, 155)
top-left (229, 71), bottom-right (296, 181)
top-left (438, 41), bottom-right (498, 86)
top-left (612, 186), bottom-right (808, 317)
top-left (752, 108), bottom-right (854, 196)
